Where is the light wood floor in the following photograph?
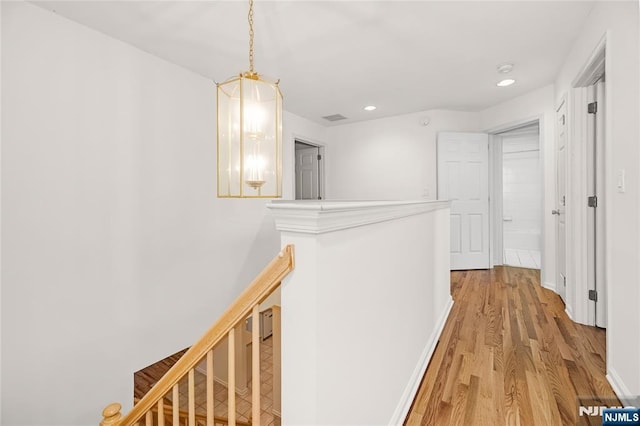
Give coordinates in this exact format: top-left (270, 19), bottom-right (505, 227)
top-left (405, 267), bottom-right (619, 426)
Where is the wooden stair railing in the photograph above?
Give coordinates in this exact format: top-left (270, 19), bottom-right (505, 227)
top-left (100, 245), bottom-right (294, 426)
top-left (131, 398), bottom-right (252, 426)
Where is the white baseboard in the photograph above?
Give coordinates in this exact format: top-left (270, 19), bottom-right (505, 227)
top-left (388, 296), bottom-right (454, 425)
top-left (607, 368), bottom-right (638, 406)
top-left (542, 281), bottom-right (556, 293)
top-left (565, 305), bottom-right (574, 321)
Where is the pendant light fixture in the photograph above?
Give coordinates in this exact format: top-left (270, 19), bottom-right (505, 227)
top-left (217, 0), bottom-right (283, 198)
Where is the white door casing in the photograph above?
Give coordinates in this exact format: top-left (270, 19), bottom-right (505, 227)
top-left (594, 81), bottom-right (606, 328)
top-left (295, 146), bottom-right (320, 200)
top-left (437, 132), bottom-right (490, 270)
top-left (555, 100), bottom-right (568, 304)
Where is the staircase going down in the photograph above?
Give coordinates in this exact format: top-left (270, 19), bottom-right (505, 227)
top-left (100, 245), bottom-right (294, 426)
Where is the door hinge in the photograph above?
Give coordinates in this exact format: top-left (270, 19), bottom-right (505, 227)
top-left (588, 289), bottom-right (598, 302)
top-left (588, 195), bottom-right (598, 208)
top-left (588, 102), bottom-right (598, 114)
top-left (317, 154), bottom-right (322, 161)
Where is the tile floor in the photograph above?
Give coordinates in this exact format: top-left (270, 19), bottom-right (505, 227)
top-left (503, 248), bottom-right (541, 269)
top-left (135, 336), bottom-right (280, 426)
top-left (169, 337), bottom-right (280, 426)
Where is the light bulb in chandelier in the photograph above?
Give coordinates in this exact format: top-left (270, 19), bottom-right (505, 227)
top-left (243, 83), bottom-right (267, 141)
top-left (244, 153), bottom-right (267, 189)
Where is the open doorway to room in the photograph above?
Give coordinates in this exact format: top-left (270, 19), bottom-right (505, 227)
top-left (294, 139), bottom-right (324, 200)
top-left (489, 120), bottom-right (543, 272)
top-left (499, 123), bottom-right (542, 269)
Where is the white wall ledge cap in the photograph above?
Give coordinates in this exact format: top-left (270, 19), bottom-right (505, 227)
top-left (267, 199), bottom-right (450, 234)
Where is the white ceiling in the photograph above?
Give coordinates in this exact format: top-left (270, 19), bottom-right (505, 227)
top-left (32, 1), bottom-right (595, 126)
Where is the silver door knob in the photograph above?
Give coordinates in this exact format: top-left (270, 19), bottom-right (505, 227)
top-left (551, 209), bottom-right (560, 215)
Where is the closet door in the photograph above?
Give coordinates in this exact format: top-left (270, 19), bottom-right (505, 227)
top-left (437, 132), bottom-right (490, 270)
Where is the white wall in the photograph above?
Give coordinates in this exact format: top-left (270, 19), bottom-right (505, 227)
top-left (480, 85), bottom-right (556, 289)
top-left (324, 93), bottom-right (556, 283)
top-left (0, 3), bottom-right (320, 425)
top-left (269, 200), bottom-right (451, 425)
top-left (554, 0), bottom-right (640, 402)
top-left (0, 1), bottom-right (4, 423)
top-left (324, 110), bottom-right (480, 200)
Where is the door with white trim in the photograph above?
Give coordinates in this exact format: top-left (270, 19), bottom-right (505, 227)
top-left (555, 100), bottom-right (568, 303)
top-left (594, 81), bottom-right (606, 327)
top-left (587, 81), bottom-right (607, 327)
top-left (295, 145), bottom-right (320, 200)
top-left (437, 132), bottom-right (490, 270)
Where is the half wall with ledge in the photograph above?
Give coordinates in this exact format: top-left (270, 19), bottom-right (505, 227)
top-left (267, 199), bottom-right (452, 425)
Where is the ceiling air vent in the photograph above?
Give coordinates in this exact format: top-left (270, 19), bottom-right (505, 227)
top-left (322, 114), bottom-right (348, 122)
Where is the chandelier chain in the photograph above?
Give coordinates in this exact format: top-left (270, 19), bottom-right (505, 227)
top-left (248, 0), bottom-right (255, 73)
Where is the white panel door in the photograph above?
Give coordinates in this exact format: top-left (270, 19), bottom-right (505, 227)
top-left (295, 147), bottom-right (320, 200)
top-left (437, 132), bottom-right (490, 270)
top-left (586, 81), bottom-right (607, 327)
top-left (594, 81), bottom-right (606, 327)
top-left (555, 100), bottom-right (568, 303)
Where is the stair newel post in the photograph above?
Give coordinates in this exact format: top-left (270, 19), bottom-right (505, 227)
top-left (100, 403), bottom-right (122, 426)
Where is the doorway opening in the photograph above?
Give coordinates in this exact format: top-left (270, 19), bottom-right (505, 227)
top-left (294, 139), bottom-right (324, 200)
top-left (498, 123), bottom-right (542, 269)
top-left (488, 119), bottom-right (544, 275)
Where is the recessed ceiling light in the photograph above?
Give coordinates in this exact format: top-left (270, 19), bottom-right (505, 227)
top-left (364, 105), bottom-right (377, 111)
top-left (497, 79), bottom-right (516, 87)
top-left (497, 63), bottom-right (514, 73)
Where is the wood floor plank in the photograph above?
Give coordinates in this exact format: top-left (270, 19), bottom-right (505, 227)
top-left (404, 266), bottom-right (620, 426)
top-left (448, 382), bottom-right (470, 425)
top-left (462, 375), bottom-right (481, 426)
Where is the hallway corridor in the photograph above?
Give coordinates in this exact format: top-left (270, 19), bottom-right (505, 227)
top-left (405, 267), bottom-right (619, 425)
